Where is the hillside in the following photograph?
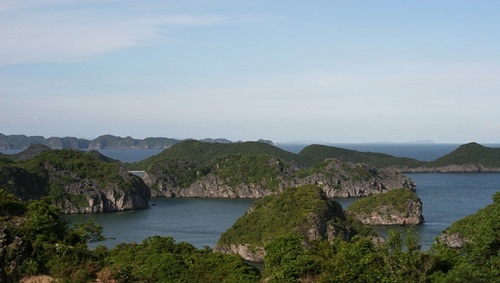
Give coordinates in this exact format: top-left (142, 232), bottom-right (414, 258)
top-left (298, 144), bottom-right (424, 168)
top-left (429, 142), bottom-right (500, 168)
top-left (214, 185), bottom-right (377, 261)
top-left (143, 152), bottom-right (414, 198)
top-left (130, 139), bottom-right (301, 170)
top-left (440, 192), bottom-right (500, 248)
top-left (403, 142), bottom-right (500, 172)
top-left (0, 146), bottom-right (150, 213)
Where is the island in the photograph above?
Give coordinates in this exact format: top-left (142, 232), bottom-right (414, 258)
top-left (134, 140), bottom-right (416, 199)
top-left (346, 189), bottom-right (424, 226)
top-left (0, 145), bottom-right (150, 213)
top-left (214, 185), bottom-right (379, 262)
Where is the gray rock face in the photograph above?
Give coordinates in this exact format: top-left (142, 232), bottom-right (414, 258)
top-left (349, 200), bottom-right (424, 226)
top-left (214, 244), bottom-right (266, 262)
top-left (402, 164), bottom-right (500, 173)
top-left (145, 159), bottom-right (415, 199)
top-left (49, 167), bottom-right (150, 214)
top-left (346, 189), bottom-right (424, 226)
top-left (439, 232), bottom-right (469, 249)
top-left (146, 173), bottom-right (277, 198)
top-left (287, 159), bottom-right (416, 198)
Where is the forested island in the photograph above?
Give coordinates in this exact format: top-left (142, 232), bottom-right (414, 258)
top-left (0, 145), bottom-right (150, 214)
top-left (1, 137), bottom-right (500, 281)
top-left (2, 139), bottom-right (500, 214)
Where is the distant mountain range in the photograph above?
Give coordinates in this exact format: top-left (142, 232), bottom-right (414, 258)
top-left (0, 133), bottom-right (264, 150)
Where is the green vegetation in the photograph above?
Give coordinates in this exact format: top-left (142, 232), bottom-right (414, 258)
top-left (347, 188), bottom-right (421, 214)
top-left (297, 144), bottom-right (424, 168)
top-left (211, 155), bottom-right (291, 190)
top-left (262, 230), bottom-right (433, 283)
top-left (0, 197), bottom-right (260, 282)
top-left (147, 153), bottom-right (295, 193)
top-left (1, 190), bottom-right (499, 282)
top-left (18, 149), bottom-right (125, 187)
top-left (446, 191), bottom-right (500, 239)
top-left (103, 236), bottom-right (260, 283)
top-left (428, 142), bottom-right (500, 168)
top-left (217, 185), bottom-right (376, 248)
top-left (0, 146), bottom-right (148, 213)
top-left (129, 139), bottom-right (301, 171)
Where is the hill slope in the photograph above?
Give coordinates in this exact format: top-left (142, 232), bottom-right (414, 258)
top-left (129, 140), bottom-right (301, 170)
top-left (0, 146), bottom-right (150, 213)
top-left (429, 142), bottom-right (500, 167)
top-left (215, 185), bottom-right (377, 261)
top-left (298, 144), bottom-right (424, 168)
top-left (403, 142), bottom-right (500, 172)
top-left (440, 192), bottom-right (500, 248)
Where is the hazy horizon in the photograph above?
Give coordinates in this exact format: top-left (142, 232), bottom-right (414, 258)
top-left (2, 1), bottom-right (499, 143)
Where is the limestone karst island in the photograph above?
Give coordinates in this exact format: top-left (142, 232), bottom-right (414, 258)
top-left (1, 134), bottom-right (499, 282)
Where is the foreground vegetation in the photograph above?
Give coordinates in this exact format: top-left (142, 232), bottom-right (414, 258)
top-left (1, 189), bottom-right (499, 282)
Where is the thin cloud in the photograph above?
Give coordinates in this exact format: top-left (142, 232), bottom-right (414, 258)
top-left (0, 2), bottom-right (226, 66)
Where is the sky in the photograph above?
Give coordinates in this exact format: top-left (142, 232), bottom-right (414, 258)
top-left (1, 1), bottom-right (500, 143)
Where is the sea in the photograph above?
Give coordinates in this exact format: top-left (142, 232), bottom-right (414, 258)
top-left (3, 143), bottom-right (500, 250)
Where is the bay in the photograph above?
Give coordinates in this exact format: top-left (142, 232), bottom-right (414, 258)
top-left (67, 198), bottom-right (255, 249)
top-left (5, 144), bottom-right (499, 250)
top-left (67, 172), bottom-right (500, 250)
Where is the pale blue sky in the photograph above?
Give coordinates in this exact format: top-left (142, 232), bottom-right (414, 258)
top-left (1, 1), bottom-right (499, 143)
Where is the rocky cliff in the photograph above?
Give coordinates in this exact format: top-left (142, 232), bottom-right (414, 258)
top-left (287, 159), bottom-right (416, 198)
top-left (48, 166), bottom-right (151, 214)
top-left (346, 189), bottom-right (424, 226)
top-left (144, 158), bottom-right (415, 199)
top-left (1, 147), bottom-right (150, 213)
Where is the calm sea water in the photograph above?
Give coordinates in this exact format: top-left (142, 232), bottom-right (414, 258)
top-left (66, 172), bottom-right (499, 250)
top-left (4, 144), bottom-right (499, 250)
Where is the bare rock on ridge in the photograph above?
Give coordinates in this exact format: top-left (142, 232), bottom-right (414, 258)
top-left (144, 157), bottom-right (415, 199)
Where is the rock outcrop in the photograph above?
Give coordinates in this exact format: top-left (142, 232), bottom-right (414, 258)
top-left (439, 231), bottom-right (469, 248)
top-left (287, 159), bottom-right (416, 198)
top-left (214, 244), bottom-right (266, 262)
top-left (145, 158), bottom-right (415, 199)
top-left (52, 169), bottom-right (151, 214)
top-left (401, 164), bottom-right (500, 173)
top-left (346, 189), bottom-right (424, 226)
top-left (1, 147), bottom-right (150, 214)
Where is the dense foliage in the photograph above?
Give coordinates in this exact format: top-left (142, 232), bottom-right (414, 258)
top-left (446, 191), bottom-right (500, 240)
top-left (0, 196), bottom-right (260, 282)
top-left (428, 142), bottom-right (500, 168)
top-left (103, 236), bottom-right (260, 283)
top-left (18, 149), bottom-right (125, 187)
top-left (217, 185), bottom-right (376, 247)
top-left (0, 147), bottom-right (151, 214)
top-left (297, 144), bottom-right (424, 168)
top-left (1, 191), bottom-right (499, 282)
top-left (129, 140), bottom-right (302, 170)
